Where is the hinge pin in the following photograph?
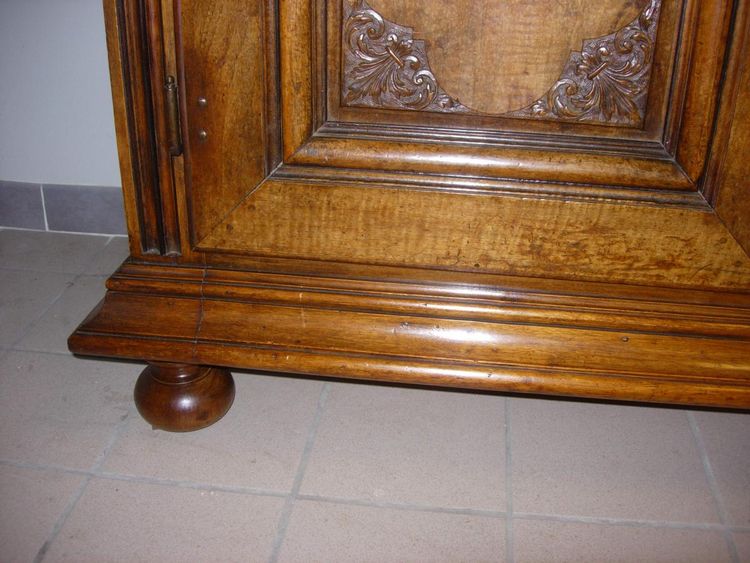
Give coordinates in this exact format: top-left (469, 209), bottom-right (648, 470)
top-left (164, 75), bottom-right (183, 156)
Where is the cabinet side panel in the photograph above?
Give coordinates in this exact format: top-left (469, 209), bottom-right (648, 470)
top-left (103, 0), bottom-right (142, 255)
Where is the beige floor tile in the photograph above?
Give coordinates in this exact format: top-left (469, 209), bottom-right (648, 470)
top-left (85, 236), bottom-right (129, 276)
top-left (103, 374), bottom-right (324, 492)
top-left (735, 532), bottom-right (750, 563)
top-left (693, 411), bottom-right (750, 526)
top-left (0, 464), bottom-right (84, 563)
top-left (0, 230), bottom-right (109, 273)
top-left (0, 269), bottom-right (73, 347)
top-left (300, 382), bottom-right (506, 509)
top-left (278, 500), bottom-right (505, 563)
top-left (44, 478), bottom-right (284, 562)
top-left (0, 352), bottom-right (133, 469)
top-left (513, 519), bottom-right (731, 563)
top-left (511, 398), bottom-right (718, 522)
top-left (17, 275), bottom-right (107, 353)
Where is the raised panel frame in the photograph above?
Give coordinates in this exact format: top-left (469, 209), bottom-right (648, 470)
top-left (329, 0), bottom-right (675, 135)
top-left (276, 0), bottom-right (734, 196)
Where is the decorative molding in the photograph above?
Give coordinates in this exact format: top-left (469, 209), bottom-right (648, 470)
top-left (341, 0), bottom-right (469, 113)
top-left (505, 0), bottom-right (661, 126)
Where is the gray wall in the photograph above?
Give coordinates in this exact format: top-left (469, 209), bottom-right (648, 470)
top-left (0, 0), bottom-right (125, 234)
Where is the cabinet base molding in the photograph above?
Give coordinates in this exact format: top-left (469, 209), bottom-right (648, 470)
top-left (69, 263), bottom-right (750, 424)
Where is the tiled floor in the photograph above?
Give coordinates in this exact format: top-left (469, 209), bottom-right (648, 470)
top-left (1, 228), bottom-right (749, 563)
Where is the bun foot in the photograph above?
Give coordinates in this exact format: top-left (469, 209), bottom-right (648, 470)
top-left (134, 363), bottom-right (235, 432)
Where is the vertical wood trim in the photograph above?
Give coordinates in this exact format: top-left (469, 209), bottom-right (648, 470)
top-left (708, 0), bottom-right (750, 254)
top-left (312, 0), bottom-right (328, 130)
top-left (674, 0), bottom-right (734, 181)
top-left (103, 0), bottom-right (142, 254)
top-left (703, 0), bottom-right (748, 203)
top-left (108, 0), bottom-right (163, 254)
top-left (662, 0), bottom-right (698, 156)
top-left (262, 0), bottom-right (283, 172)
top-left (104, 0), bottom-right (183, 257)
top-left (171, 0), bottom-right (198, 250)
top-left (280, 0), bottom-right (314, 160)
top-left (142, 0), bottom-right (181, 255)
top-left (161, 0), bottom-right (196, 260)
top-left (122, 0), bottom-right (163, 254)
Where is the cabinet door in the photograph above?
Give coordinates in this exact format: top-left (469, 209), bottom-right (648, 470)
top-left (116, 0), bottom-right (750, 292)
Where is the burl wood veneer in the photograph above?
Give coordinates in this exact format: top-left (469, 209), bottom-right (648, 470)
top-left (70, 0), bottom-right (750, 431)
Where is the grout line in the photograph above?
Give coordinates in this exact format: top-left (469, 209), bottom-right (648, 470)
top-left (0, 458), bottom-right (93, 477)
top-left (0, 265), bottom-right (88, 275)
top-left (88, 409), bottom-right (135, 473)
top-left (505, 397), bottom-right (514, 563)
top-left (0, 225), bottom-right (125, 238)
top-left (78, 235), bottom-right (119, 274)
top-left (268, 382), bottom-right (332, 563)
top-left (687, 412), bottom-right (740, 563)
top-left (514, 511), bottom-right (733, 531)
top-left (4, 457), bottom-right (745, 537)
top-left (7, 280), bottom-right (76, 352)
top-left (40, 185), bottom-right (49, 231)
top-left (86, 403), bottom-right (281, 498)
top-left (296, 493), bottom-right (508, 518)
top-left (8, 349), bottom-right (76, 358)
top-left (0, 458), bottom-right (293, 500)
top-left (0, 270), bottom-right (110, 280)
top-left (6, 450), bottom-right (746, 534)
top-left (5, 230), bottom-right (116, 353)
top-left (32, 407), bottom-right (134, 563)
top-left (94, 471), bottom-right (289, 499)
top-left (11, 345), bottom-right (94, 356)
top-left (32, 474), bottom-right (92, 563)
top-left (0, 230), bottom-right (118, 278)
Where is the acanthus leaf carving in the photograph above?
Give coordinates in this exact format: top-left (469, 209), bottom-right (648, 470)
top-left (504, 0), bottom-right (661, 126)
top-left (340, 0), bottom-right (662, 128)
top-left (342, 0), bottom-right (470, 113)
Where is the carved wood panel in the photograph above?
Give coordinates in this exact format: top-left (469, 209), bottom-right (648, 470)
top-left (342, 0), bottom-right (470, 112)
top-left (342, 0), bottom-right (661, 127)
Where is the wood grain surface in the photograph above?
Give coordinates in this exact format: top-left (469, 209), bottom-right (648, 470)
top-left (364, 0), bottom-right (647, 114)
top-left (70, 265), bottom-right (750, 409)
top-left (176, 0), bottom-right (267, 242)
top-left (200, 179), bottom-right (750, 290)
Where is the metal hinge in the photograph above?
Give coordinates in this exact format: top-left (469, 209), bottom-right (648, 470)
top-left (164, 75), bottom-right (183, 156)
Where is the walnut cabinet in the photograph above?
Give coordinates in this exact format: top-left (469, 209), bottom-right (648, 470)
top-left (70, 0), bottom-right (750, 431)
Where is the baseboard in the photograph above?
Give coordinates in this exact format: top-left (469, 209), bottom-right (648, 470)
top-left (0, 180), bottom-right (125, 235)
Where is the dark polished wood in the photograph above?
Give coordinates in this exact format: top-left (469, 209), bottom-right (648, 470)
top-left (70, 0), bottom-right (750, 432)
top-left (67, 262), bottom-right (750, 409)
top-left (134, 363), bottom-right (235, 432)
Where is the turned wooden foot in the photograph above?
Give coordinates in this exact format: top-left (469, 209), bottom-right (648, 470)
top-left (134, 363), bottom-right (235, 432)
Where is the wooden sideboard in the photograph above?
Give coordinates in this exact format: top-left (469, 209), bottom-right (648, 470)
top-left (70, 0), bottom-right (750, 431)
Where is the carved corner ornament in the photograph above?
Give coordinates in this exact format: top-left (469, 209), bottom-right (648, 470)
top-left (506, 0), bottom-right (661, 126)
top-left (342, 0), bottom-right (470, 113)
top-left (341, 0), bottom-right (662, 127)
